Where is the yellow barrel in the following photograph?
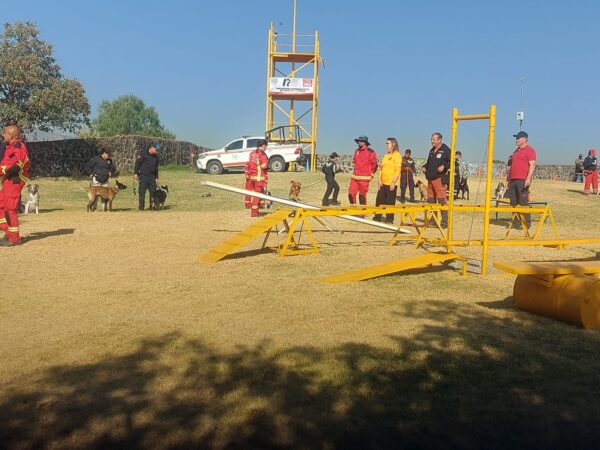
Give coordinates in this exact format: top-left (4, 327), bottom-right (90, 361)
top-left (514, 274), bottom-right (600, 329)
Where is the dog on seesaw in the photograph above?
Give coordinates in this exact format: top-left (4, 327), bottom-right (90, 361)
top-left (494, 181), bottom-right (507, 199)
top-left (86, 180), bottom-right (127, 212)
top-left (24, 184), bottom-right (40, 214)
top-left (457, 178), bottom-right (469, 200)
top-left (289, 180), bottom-right (302, 202)
top-left (150, 185), bottom-right (169, 210)
top-left (415, 179), bottom-right (428, 203)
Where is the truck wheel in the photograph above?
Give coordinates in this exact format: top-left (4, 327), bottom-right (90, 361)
top-left (269, 156), bottom-right (286, 172)
top-left (207, 160), bottom-right (223, 175)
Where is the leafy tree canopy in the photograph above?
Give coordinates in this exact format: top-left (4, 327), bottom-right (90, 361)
top-left (91, 95), bottom-right (175, 139)
top-left (0, 21), bottom-right (90, 133)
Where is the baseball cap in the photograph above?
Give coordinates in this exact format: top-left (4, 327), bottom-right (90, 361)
top-left (513, 131), bottom-right (528, 139)
top-left (330, 152), bottom-right (339, 158)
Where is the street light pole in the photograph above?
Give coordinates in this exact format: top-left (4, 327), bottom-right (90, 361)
top-left (519, 77), bottom-right (526, 130)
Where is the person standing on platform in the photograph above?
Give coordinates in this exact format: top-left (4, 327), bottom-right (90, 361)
top-left (422, 132), bottom-right (451, 227)
top-left (373, 138), bottom-right (401, 223)
top-left (506, 131), bottom-right (537, 229)
top-left (348, 135), bottom-right (378, 207)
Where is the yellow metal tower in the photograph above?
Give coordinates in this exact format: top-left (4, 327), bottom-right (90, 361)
top-left (265, 0), bottom-right (321, 171)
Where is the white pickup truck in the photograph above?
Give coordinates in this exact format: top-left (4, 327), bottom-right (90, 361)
top-left (196, 136), bottom-right (306, 175)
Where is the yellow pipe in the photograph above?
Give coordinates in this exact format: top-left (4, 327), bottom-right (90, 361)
top-left (265, 23), bottom-right (273, 135)
top-left (456, 114), bottom-right (490, 121)
top-left (447, 107), bottom-right (459, 253)
top-left (514, 274), bottom-right (600, 329)
top-left (311, 30), bottom-right (319, 171)
top-left (481, 104), bottom-right (496, 275)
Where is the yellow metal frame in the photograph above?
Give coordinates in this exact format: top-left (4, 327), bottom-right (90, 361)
top-left (265, 4), bottom-right (321, 172)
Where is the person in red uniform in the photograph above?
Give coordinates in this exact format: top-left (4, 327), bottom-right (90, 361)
top-left (348, 135), bottom-right (378, 206)
top-left (506, 131), bottom-right (537, 229)
top-left (0, 125), bottom-right (30, 246)
top-left (244, 139), bottom-right (269, 217)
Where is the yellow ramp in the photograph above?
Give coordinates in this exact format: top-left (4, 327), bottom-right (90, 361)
top-left (493, 260), bottom-right (600, 276)
top-left (199, 208), bottom-right (292, 263)
top-left (322, 253), bottom-right (463, 284)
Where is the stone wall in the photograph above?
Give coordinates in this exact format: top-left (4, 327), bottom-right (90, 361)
top-left (315, 155), bottom-right (576, 181)
top-left (26, 136), bottom-right (210, 177)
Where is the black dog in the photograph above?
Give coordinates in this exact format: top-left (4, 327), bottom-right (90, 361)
top-left (457, 178), bottom-right (469, 200)
top-left (151, 185), bottom-right (169, 210)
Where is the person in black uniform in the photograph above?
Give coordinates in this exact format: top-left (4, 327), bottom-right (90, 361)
top-left (87, 148), bottom-right (116, 211)
top-left (321, 152), bottom-right (342, 206)
top-left (87, 149), bottom-right (115, 187)
top-left (134, 143), bottom-right (160, 210)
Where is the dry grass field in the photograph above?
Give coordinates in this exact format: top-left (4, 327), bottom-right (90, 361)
top-left (2, 166), bottom-right (600, 449)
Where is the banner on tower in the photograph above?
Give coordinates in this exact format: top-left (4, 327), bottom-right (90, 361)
top-left (269, 77), bottom-right (314, 98)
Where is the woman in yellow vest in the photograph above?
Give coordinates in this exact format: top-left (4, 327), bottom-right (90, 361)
top-left (373, 137), bottom-right (402, 223)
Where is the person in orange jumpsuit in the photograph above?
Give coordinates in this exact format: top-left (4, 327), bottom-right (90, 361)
top-left (0, 125), bottom-right (30, 246)
top-left (244, 139), bottom-right (269, 217)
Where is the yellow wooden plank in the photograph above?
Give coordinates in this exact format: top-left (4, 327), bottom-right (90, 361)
top-left (322, 253), bottom-right (462, 284)
top-left (493, 260), bottom-right (600, 275)
top-left (199, 209), bottom-right (292, 263)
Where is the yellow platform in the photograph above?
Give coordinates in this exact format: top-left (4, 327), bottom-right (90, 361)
top-left (199, 209), bottom-right (292, 263)
top-left (493, 260), bottom-right (600, 276)
top-left (322, 252), bottom-right (464, 284)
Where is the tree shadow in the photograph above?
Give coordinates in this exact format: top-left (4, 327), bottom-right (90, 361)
top-left (2, 301), bottom-right (600, 449)
top-left (25, 228), bottom-right (76, 242)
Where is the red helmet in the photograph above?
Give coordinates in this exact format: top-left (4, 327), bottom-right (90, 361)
top-left (590, 149), bottom-right (597, 157)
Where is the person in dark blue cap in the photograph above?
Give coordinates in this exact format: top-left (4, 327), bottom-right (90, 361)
top-left (134, 143), bottom-right (160, 210)
top-left (506, 131), bottom-right (536, 229)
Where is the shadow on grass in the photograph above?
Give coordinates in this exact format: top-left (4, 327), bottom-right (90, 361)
top-left (25, 228), bottom-right (76, 242)
top-left (2, 300), bottom-right (600, 449)
top-left (220, 247), bottom-right (279, 261)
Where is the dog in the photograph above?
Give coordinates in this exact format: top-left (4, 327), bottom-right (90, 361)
top-left (24, 184), bottom-right (40, 214)
top-left (151, 185), bottom-right (169, 210)
top-left (494, 181), bottom-right (506, 200)
top-left (86, 180), bottom-right (127, 212)
top-left (264, 190), bottom-right (273, 209)
top-left (289, 180), bottom-right (302, 202)
top-left (457, 178), bottom-right (469, 200)
top-left (415, 179), bottom-right (428, 202)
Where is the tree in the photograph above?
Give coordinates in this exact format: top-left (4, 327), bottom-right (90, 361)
top-left (91, 95), bottom-right (175, 139)
top-left (0, 21), bottom-right (90, 132)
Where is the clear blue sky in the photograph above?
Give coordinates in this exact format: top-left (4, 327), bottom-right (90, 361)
top-left (6, 0), bottom-right (600, 163)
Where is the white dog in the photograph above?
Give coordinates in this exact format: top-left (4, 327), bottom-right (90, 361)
top-left (24, 184), bottom-right (40, 214)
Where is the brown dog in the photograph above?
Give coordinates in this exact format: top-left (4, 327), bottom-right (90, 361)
top-left (289, 180), bottom-right (302, 202)
top-left (87, 180), bottom-right (127, 212)
top-left (415, 179), bottom-right (428, 202)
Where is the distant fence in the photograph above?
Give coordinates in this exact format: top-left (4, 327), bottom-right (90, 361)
top-left (26, 136), bottom-right (210, 177)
